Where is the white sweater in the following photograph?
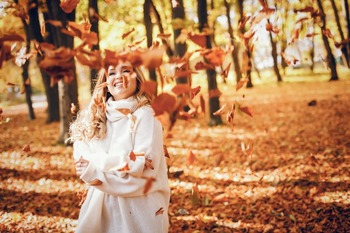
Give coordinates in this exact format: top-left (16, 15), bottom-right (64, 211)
top-left (73, 99), bottom-right (170, 233)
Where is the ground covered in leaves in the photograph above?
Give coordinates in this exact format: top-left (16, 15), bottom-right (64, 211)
top-left (1, 80), bottom-right (349, 232)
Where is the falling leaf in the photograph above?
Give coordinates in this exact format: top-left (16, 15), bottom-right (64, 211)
top-left (187, 150), bottom-right (195, 165)
top-left (208, 88), bottom-right (222, 98)
top-left (60, 0), bottom-right (80, 14)
top-left (322, 29), bottom-right (334, 40)
top-left (151, 93), bottom-right (177, 116)
top-left (221, 63), bottom-right (231, 79)
top-left (22, 144), bottom-right (30, 153)
top-left (163, 145), bottom-right (170, 158)
top-left (213, 104), bottom-right (227, 116)
top-left (157, 33), bottom-right (172, 39)
top-left (239, 106), bottom-right (253, 117)
top-left (141, 80), bottom-right (157, 97)
top-left (191, 183), bottom-right (200, 206)
top-left (188, 32), bottom-right (207, 48)
top-left (199, 95), bottom-right (206, 114)
top-left (171, 84), bottom-right (192, 96)
top-left (122, 28), bottom-right (135, 40)
top-left (70, 103), bottom-right (77, 115)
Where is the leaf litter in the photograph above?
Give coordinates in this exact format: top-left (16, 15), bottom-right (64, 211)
top-left (0, 81), bottom-right (350, 232)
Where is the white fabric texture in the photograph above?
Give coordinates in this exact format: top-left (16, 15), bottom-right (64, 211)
top-left (73, 96), bottom-right (170, 233)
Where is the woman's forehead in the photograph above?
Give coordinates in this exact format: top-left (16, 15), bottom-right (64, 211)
top-left (108, 61), bottom-right (133, 70)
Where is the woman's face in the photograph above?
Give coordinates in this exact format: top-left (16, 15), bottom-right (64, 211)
top-left (106, 61), bottom-right (137, 100)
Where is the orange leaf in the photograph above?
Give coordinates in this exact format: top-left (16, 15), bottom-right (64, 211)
top-left (213, 103), bottom-right (227, 116)
top-left (87, 179), bottom-right (103, 186)
top-left (122, 28), bottom-right (135, 40)
top-left (155, 207), bottom-right (164, 216)
top-left (199, 95), bottom-right (206, 114)
top-left (60, 0), bottom-right (80, 13)
top-left (22, 144), bottom-right (30, 153)
top-left (221, 63), bottom-right (231, 79)
top-left (171, 84), bottom-right (192, 96)
top-left (187, 150), bottom-right (195, 165)
top-left (117, 163), bottom-right (130, 172)
top-left (140, 47), bottom-right (164, 69)
top-left (188, 33), bottom-right (207, 48)
top-left (129, 151), bottom-right (145, 161)
top-left (143, 177), bottom-right (156, 194)
top-left (157, 33), bottom-right (172, 39)
top-left (141, 80), bottom-right (157, 97)
top-left (194, 61), bottom-right (215, 70)
top-left (239, 106), bottom-right (253, 117)
top-left (117, 108), bottom-right (132, 115)
top-left (208, 88), bottom-right (222, 98)
top-left (151, 93), bottom-right (176, 116)
top-left (236, 78), bottom-right (248, 91)
top-left (163, 145), bottom-right (170, 158)
top-left (191, 183), bottom-right (200, 206)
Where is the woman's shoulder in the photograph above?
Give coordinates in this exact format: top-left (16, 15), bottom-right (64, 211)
top-left (134, 105), bottom-right (155, 117)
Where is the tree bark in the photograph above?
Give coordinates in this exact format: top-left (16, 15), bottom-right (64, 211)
top-left (22, 21), bottom-right (35, 120)
top-left (345, 0), bottom-right (350, 68)
top-left (143, 0), bottom-right (157, 82)
top-left (46, 0), bottom-right (79, 144)
top-left (316, 0), bottom-right (339, 81)
top-left (237, 0), bottom-right (253, 88)
top-left (224, 0), bottom-right (242, 83)
top-left (198, 0), bottom-right (222, 126)
top-left (268, 20), bottom-right (282, 82)
top-left (28, 0), bottom-right (59, 122)
top-left (330, 0), bottom-right (349, 67)
top-left (171, 0), bottom-right (188, 85)
top-left (89, 0), bottom-right (100, 92)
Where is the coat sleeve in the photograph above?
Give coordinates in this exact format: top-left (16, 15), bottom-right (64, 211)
top-left (79, 107), bottom-right (166, 197)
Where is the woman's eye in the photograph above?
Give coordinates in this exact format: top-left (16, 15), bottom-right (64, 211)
top-left (108, 72), bottom-right (115, 76)
top-left (122, 69), bottom-right (131, 73)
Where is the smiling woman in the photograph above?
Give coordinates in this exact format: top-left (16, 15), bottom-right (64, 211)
top-left (67, 59), bottom-right (170, 233)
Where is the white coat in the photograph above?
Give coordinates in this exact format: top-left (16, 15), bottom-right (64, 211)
top-left (73, 97), bottom-right (170, 233)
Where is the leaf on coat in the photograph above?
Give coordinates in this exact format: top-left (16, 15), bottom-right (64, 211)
top-left (129, 151), bottom-right (145, 161)
top-left (155, 207), bottom-right (164, 215)
top-left (87, 179), bottom-right (103, 186)
top-left (145, 158), bottom-right (154, 170)
top-left (117, 108), bottom-right (132, 115)
top-left (143, 177), bottom-right (156, 194)
top-left (117, 163), bottom-right (130, 172)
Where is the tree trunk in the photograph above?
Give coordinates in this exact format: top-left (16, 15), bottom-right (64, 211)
top-left (268, 20), bottom-right (282, 82)
top-left (46, 0), bottom-right (79, 144)
top-left (89, 0), bottom-right (100, 92)
top-left (330, 0), bottom-right (349, 67)
top-left (17, 10), bottom-right (35, 120)
top-left (28, 0), bottom-right (59, 122)
top-left (237, 0), bottom-right (253, 88)
top-left (171, 0), bottom-right (188, 85)
top-left (150, 0), bottom-right (173, 57)
top-left (224, 0), bottom-right (242, 83)
top-left (345, 0), bottom-right (350, 68)
top-left (316, 0), bottom-right (339, 81)
top-left (280, 0), bottom-right (288, 72)
top-left (198, 0), bottom-right (222, 126)
top-left (143, 0), bottom-right (157, 82)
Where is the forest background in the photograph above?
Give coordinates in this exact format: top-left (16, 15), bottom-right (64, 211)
top-left (0, 0), bottom-right (350, 232)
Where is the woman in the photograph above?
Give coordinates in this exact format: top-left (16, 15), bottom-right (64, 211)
top-left (69, 59), bottom-right (170, 233)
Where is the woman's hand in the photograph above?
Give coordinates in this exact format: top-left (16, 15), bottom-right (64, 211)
top-left (75, 156), bottom-right (90, 176)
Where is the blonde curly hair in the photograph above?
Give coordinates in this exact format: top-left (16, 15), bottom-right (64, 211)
top-left (68, 66), bottom-right (151, 142)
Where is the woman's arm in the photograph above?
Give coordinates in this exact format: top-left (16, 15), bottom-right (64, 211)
top-left (79, 107), bottom-right (167, 197)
